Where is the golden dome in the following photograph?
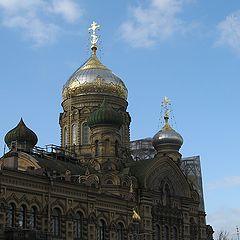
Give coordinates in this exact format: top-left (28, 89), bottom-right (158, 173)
top-left (62, 54), bottom-right (128, 101)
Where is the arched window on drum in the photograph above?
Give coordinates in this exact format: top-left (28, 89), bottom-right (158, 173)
top-left (82, 122), bottom-right (90, 145)
top-left (72, 124), bottom-right (77, 145)
top-left (63, 126), bottom-right (68, 147)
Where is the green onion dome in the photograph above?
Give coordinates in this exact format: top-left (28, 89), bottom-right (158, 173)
top-left (4, 118), bottom-right (38, 150)
top-left (87, 99), bottom-right (123, 128)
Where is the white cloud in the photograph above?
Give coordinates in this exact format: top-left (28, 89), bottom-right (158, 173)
top-left (49, 0), bottom-right (82, 23)
top-left (216, 11), bottom-right (240, 53)
top-left (0, 0), bottom-right (82, 46)
top-left (120, 0), bottom-right (189, 48)
top-left (208, 176), bottom-right (240, 190)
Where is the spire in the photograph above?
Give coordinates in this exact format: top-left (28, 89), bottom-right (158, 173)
top-left (88, 21), bottom-right (100, 55)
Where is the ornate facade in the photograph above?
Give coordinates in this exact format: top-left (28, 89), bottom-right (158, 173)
top-left (0, 23), bottom-right (214, 240)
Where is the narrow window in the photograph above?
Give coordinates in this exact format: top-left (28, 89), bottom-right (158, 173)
top-left (98, 219), bottom-right (106, 240)
top-left (19, 205), bottom-right (26, 228)
top-left (72, 124), bottom-right (77, 145)
top-left (64, 126), bottom-right (68, 147)
top-left (29, 206), bottom-right (37, 229)
top-left (155, 224), bottom-right (161, 240)
top-left (6, 203), bottom-right (15, 227)
top-left (173, 227), bottom-right (178, 240)
top-left (163, 225), bottom-right (169, 240)
top-left (52, 208), bottom-right (61, 237)
top-left (82, 123), bottom-right (90, 145)
top-left (104, 139), bottom-right (110, 155)
top-left (74, 212), bottom-right (83, 238)
top-left (117, 223), bottom-right (124, 240)
top-left (95, 140), bottom-right (99, 156)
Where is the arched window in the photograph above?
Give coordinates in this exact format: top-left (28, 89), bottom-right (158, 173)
top-left (82, 122), bottom-right (90, 145)
top-left (162, 183), bottom-right (171, 206)
top-left (115, 140), bottom-right (119, 157)
top-left (52, 208), bottom-right (61, 237)
top-left (64, 126), bottom-right (68, 147)
top-left (19, 205), bottom-right (26, 228)
top-left (155, 224), bottom-right (161, 240)
top-left (104, 139), bottom-right (110, 155)
top-left (74, 212), bottom-right (83, 239)
top-left (72, 124), bottom-right (77, 145)
top-left (95, 140), bottom-right (99, 156)
top-left (98, 219), bottom-right (106, 240)
top-left (173, 227), bottom-right (178, 240)
top-left (117, 223), bottom-right (124, 240)
top-left (163, 225), bottom-right (169, 240)
top-left (29, 206), bottom-right (37, 229)
top-left (6, 203), bottom-right (15, 227)
top-left (106, 179), bottom-right (113, 185)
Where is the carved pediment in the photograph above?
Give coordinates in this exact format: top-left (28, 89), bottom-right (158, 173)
top-left (144, 157), bottom-right (191, 198)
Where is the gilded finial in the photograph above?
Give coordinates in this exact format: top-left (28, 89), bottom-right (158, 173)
top-left (163, 96), bottom-right (170, 124)
top-left (88, 21), bottom-right (100, 55)
top-left (132, 208), bottom-right (141, 221)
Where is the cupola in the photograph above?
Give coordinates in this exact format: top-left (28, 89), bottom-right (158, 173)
top-left (4, 118), bottom-right (38, 151)
top-left (62, 22), bottom-right (128, 101)
top-left (152, 97), bottom-right (183, 152)
top-left (87, 99), bottom-right (123, 128)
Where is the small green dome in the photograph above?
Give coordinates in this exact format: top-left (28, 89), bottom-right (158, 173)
top-left (87, 99), bottom-right (123, 128)
top-left (4, 118), bottom-right (38, 150)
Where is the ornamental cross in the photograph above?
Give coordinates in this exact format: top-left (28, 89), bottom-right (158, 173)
top-left (88, 21), bottom-right (100, 46)
top-left (163, 96), bottom-right (170, 118)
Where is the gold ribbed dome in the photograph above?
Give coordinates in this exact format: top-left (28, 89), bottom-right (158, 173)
top-left (62, 54), bottom-right (128, 101)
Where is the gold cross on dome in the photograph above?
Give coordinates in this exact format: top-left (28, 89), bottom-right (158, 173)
top-left (163, 96), bottom-right (170, 119)
top-left (88, 21), bottom-right (100, 48)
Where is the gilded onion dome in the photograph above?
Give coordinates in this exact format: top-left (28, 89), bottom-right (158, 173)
top-left (87, 99), bottom-right (123, 128)
top-left (62, 22), bottom-right (127, 101)
top-left (4, 118), bottom-right (38, 150)
top-left (62, 54), bottom-right (128, 101)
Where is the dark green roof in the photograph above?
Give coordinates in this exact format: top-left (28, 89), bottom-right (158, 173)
top-left (87, 99), bottom-right (123, 128)
top-left (4, 118), bottom-right (38, 149)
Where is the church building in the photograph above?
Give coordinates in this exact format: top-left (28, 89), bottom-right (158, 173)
top-left (0, 22), bottom-right (214, 240)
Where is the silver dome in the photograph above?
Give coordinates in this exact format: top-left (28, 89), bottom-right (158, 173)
top-left (152, 123), bottom-right (183, 151)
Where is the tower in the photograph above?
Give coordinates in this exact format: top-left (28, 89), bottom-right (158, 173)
top-left (59, 22), bottom-right (131, 162)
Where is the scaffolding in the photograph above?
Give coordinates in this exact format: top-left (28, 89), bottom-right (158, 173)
top-left (130, 138), bottom-right (155, 161)
top-left (181, 156), bottom-right (205, 211)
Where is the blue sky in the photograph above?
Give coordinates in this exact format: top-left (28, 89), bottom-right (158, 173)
top-left (0, 0), bottom-right (240, 237)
